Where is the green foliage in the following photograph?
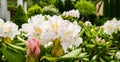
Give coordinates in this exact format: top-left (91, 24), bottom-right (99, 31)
top-left (54, 0), bottom-right (65, 13)
top-left (42, 5), bottom-right (60, 16)
top-left (7, 0), bottom-right (17, 6)
top-left (54, 0), bottom-right (75, 13)
top-left (93, 16), bottom-right (108, 26)
top-left (13, 5), bottom-right (28, 28)
top-left (1, 45), bottom-right (25, 62)
top-left (27, 0), bottom-right (33, 9)
top-left (27, 4), bottom-right (42, 17)
top-left (47, 0), bottom-right (57, 5)
top-left (39, 0), bottom-right (48, 8)
top-left (8, 6), bottom-right (17, 21)
top-left (1, 36), bottom-right (26, 62)
top-left (79, 24), bottom-right (115, 61)
top-left (64, 0), bottom-right (74, 11)
top-left (75, 0), bottom-right (95, 16)
top-left (38, 0), bottom-right (56, 8)
top-left (41, 48), bottom-right (89, 62)
top-left (31, 0), bottom-right (40, 4)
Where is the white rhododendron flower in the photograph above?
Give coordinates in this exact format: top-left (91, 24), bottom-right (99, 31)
top-left (101, 18), bottom-right (120, 35)
top-left (0, 21), bottom-right (19, 39)
top-left (22, 14), bottom-right (82, 52)
top-left (62, 9), bottom-right (80, 18)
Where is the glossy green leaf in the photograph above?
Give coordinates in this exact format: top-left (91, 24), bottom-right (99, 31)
top-left (1, 43), bottom-right (26, 62)
top-left (86, 44), bottom-right (96, 48)
top-left (5, 43), bottom-right (26, 51)
top-left (60, 48), bottom-right (81, 58)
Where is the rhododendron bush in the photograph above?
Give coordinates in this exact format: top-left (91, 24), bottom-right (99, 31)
top-left (0, 10), bottom-right (120, 62)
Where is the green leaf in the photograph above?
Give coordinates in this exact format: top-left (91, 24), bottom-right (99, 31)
top-left (92, 55), bottom-right (97, 60)
top-left (103, 55), bottom-right (112, 61)
top-left (79, 29), bottom-right (85, 36)
top-left (91, 28), bottom-right (97, 35)
top-left (85, 31), bottom-right (91, 38)
top-left (100, 57), bottom-right (106, 62)
top-left (81, 58), bottom-right (89, 61)
top-left (1, 43), bottom-right (26, 62)
top-left (79, 53), bottom-right (89, 58)
top-left (14, 43), bottom-right (26, 46)
top-left (5, 43), bottom-right (26, 51)
top-left (60, 48), bottom-right (82, 58)
top-left (40, 56), bottom-right (58, 61)
top-left (86, 44), bottom-right (96, 48)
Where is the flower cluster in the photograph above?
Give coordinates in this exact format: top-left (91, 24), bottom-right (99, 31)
top-left (62, 9), bottom-right (80, 18)
top-left (101, 18), bottom-right (120, 35)
top-left (22, 14), bottom-right (82, 52)
top-left (0, 19), bottom-right (19, 39)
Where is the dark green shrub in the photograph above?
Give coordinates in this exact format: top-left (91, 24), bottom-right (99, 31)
top-left (54, 0), bottom-right (75, 13)
top-left (7, 6), bottom-right (17, 21)
top-left (27, 4), bottom-right (42, 17)
top-left (42, 5), bottom-right (60, 16)
top-left (31, 0), bottom-right (40, 4)
top-left (93, 16), bottom-right (108, 26)
top-left (75, 0), bottom-right (95, 21)
top-left (27, 0), bottom-right (33, 9)
top-left (39, 0), bottom-right (56, 8)
top-left (7, 0), bottom-right (17, 6)
top-left (75, 0), bottom-right (95, 16)
top-left (13, 5), bottom-right (28, 28)
top-left (46, 0), bottom-right (56, 5)
top-left (54, 0), bottom-right (65, 13)
top-left (64, 0), bottom-right (74, 11)
top-left (39, 0), bottom-right (48, 8)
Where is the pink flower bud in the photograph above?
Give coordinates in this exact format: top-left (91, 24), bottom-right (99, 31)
top-left (26, 38), bottom-right (40, 59)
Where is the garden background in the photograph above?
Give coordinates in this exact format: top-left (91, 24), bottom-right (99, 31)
top-left (0, 0), bottom-right (120, 62)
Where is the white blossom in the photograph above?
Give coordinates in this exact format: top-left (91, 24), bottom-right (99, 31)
top-left (0, 21), bottom-right (19, 39)
top-left (101, 18), bottom-right (119, 35)
top-left (62, 9), bottom-right (80, 18)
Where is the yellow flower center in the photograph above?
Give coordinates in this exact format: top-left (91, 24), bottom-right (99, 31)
top-left (4, 37), bottom-right (12, 43)
top-left (65, 30), bottom-right (71, 35)
top-left (34, 27), bottom-right (42, 35)
top-left (52, 23), bottom-right (59, 31)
